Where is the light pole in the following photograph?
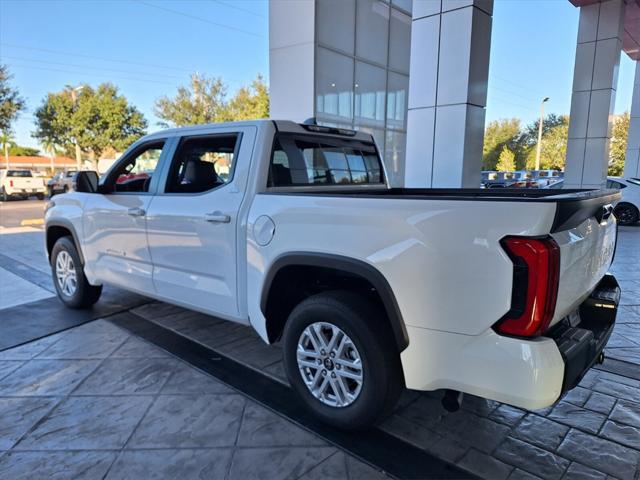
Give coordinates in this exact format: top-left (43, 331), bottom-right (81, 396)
top-left (535, 97), bottom-right (549, 171)
top-left (69, 85), bottom-right (84, 171)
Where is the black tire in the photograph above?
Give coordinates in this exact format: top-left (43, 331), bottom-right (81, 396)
top-left (1, 187), bottom-right (9, 202)
top-left (47, 187), bottom-right (55, 198)
top-left (63, 185), bottom-right (69, 193)
top-left (51, 236), bottom-right (102, 309)
top-left (283, 291), bottom-right (402, 430)
top-left (614, 203), bottom-right (640, 226)
top-left (36, 193), bottom-right (45, 201)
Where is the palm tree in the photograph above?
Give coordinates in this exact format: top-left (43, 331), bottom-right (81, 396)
top-left (42, 139), bottom-right (58, 173)
top-left (0, 130), bottom-right (14, 169)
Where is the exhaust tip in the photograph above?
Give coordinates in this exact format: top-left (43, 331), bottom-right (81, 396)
top-left (442, 389), bottom-right (464, 412)
top-left (597, 351), bottom-right (605, 365)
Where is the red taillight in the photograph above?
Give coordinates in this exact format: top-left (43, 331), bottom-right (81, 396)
top-left (494, 236), bottom-right (560, 337)
top-left (9, 180), bottom-right (14, 187)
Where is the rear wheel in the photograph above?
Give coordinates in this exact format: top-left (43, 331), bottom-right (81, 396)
top-left (1, 187), bottom-right (9, 202)
top-left (283, 291), bottom-right (402, 430)
top-left (63, 185), bottom-right (69, 193)
top-left (614, 203), bottom-right (640, 226)
top-left (36, 193), bottom-right (45, 200)
top-left (51, 236), bottom-right (102, 308)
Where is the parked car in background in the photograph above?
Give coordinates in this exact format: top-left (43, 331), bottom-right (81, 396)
top-left (505, 170), bottom-right (538, 188)
top-left (607, 177), bottom-right (640, 225)
top-left (47, 170), bottom-right (77, 197)
top-left (532, 169), bottom-right (563, 188)
top-left (0, 169), bottom-right (46, 201)
top-left (46, 119), bottom-right (621, 429)
top-left (482, 171), bottom-right (514, 188)
top-left (545, 177), bottom-right (640, 225)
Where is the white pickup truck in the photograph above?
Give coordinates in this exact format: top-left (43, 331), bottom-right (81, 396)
top-left (45, 120), bottom-right (621, 429)
top-left (1, 169), bottom-right (46, 201)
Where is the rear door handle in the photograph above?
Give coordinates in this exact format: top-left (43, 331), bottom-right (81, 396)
top-left (127, 207), bottom-right (146, 217)
top-left (205, 211), bottom-right (230, 223)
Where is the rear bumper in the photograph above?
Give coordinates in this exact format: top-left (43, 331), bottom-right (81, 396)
top-left (400, 274), bottom-right (619, 410)
top-left (546, 274), bottom-right (619, 394)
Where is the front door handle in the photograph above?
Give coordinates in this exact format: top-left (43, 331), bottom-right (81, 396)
top-left (205, 211), bottom-right (231, 223)
top-left (127, 207), bottom-right (146, 217)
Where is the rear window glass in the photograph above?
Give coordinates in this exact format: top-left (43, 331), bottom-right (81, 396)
top-left (7, 170), bottom-right (32, 177)
top-left (268, 134), bottom-right (384, 187)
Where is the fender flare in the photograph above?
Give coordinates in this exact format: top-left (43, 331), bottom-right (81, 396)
top-left (261, 252), bottom-right (409, 352)
top-left (46, 219), bottom-right (85, 264)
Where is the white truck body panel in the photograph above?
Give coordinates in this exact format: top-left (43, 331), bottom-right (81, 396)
top-left (45, 120), bottom-right (620, 411)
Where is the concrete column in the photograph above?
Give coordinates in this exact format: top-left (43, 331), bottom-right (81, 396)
top-left (404, 0), bottom-right (493, 188)
top-left (268, 0), bottom-right (316, 122)
top-left (624, 61), bottom-right (640, 177)
top-left (565, 0), bottom-right (625, 189)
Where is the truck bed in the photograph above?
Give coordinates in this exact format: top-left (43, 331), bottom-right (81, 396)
top-left (263, 187), bottom-right (621, 233)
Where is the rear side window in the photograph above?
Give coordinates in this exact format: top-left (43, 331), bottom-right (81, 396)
top-left (268, 134), bottom-right (384, 187)
top-left (627, 178), bottom-right (640, 186)
top-left (7, 170), bottom-right (32, 177)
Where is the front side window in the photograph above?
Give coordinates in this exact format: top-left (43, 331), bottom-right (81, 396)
top-left (107, 141), bottom-right (164, 193)
top-left (268, 134), bottom-right (384, 187)
top-left (606, 180), bottom-right (626, 189)
top-left (165, 134), bottom-right (238, 193)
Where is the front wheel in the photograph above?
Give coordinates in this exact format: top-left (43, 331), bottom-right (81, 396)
top-left (614, 203), bottom-right (640, 226)
top-left (283, 291), bottom-right (402, 430)
top-left (51, 236), bottom-right (102, 308)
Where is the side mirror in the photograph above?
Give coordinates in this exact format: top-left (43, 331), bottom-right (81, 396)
top-left (73, 171), bottom-right (99, 193)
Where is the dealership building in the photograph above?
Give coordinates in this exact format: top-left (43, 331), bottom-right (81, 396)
top-left (269, 0), bottom-right (640, 188)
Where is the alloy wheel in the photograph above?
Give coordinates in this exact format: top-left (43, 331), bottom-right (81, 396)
top-left (55, 250), bottom-right (77, 297)
top-left (296, 321), bottom-right (363, 408)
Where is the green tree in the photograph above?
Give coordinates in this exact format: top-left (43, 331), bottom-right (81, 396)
top-left (155, 73), bottom-right (269, 127)
top-left (33, 84), bottom-right (147, 169)
top-left (0, 65), bottom-right (26, 134)
top-left (609, 112), bottom-right (629, 176)
top-left (496, 145), bottom-right (516, 171)
top-left (155, 73), bottom-right (228, 127)
top-left (9, 145), bottom-right (40, 156)
top-left (482, 118), bottom-right (521, 170)
top-left (223, 75), bottom-right (269, 121)
top-left (524, 115), bottom-right (569, 170)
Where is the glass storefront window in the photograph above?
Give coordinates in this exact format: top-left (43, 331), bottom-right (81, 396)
top-left (316, 47), bottom-right (354, 125)
top-left (389, 8), bottom-right (411, 74)
top-left (385, 130), bottom-right (406, 187)
top-left (355, 62), bottom-right (387, 130)
top-left (386, 72), bottom-right (409, 131)
top-left (317, 0), bottom-right (355, 55)
top-left (356, 0), bottom-right (389, 66)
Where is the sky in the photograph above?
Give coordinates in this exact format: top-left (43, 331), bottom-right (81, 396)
top-left (0, 0), bottom-right (636, 150)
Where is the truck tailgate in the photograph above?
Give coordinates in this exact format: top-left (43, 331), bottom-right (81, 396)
top-left (551, 214), bottom-right (617, 326)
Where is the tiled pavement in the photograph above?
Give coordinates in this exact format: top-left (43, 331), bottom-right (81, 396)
top-left (0, 320), bottom-right (389, 479)
top-left (0, 225), bottom-right (638, 479)
top-left (129, 226), bottom-right (640, 480)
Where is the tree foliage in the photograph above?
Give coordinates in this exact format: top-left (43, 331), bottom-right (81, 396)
top-left (33, 84), bottom-right (147, 164)
top-left (496, 145), bottom-right (516, 171)
top-left (9, 144), bottom-right (40, 156)
top-left (155, 73), bottom-right (269, 127)
top-left (0, 65), bottom-right (26, 134)
top-left (609, 112), bottom-right (629, 176)
top-left (524, 115), bottom-right (569, 170)
top-left (482, 118), bottom-right (521, 170)
top-left (483, 114), bottom-right (570, 171)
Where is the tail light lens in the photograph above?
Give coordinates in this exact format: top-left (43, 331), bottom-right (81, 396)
top-left (9, 180), bottom-right (14, 187)
top-left (494, 236), bottom-right (561, 337)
